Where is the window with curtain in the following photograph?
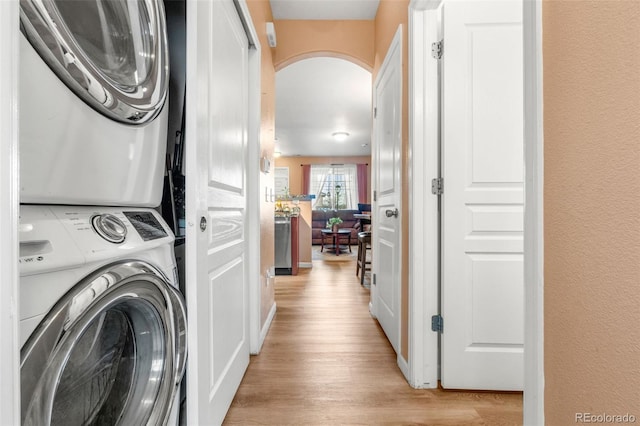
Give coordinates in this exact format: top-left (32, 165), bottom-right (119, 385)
top-left (310, 164), bottom-right (359, 210)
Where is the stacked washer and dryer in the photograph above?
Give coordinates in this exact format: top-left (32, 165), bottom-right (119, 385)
top-left (18, 1), bottom-right (187, 425)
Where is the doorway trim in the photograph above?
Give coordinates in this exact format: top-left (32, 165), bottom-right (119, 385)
top-left (0, 1), bottom-right (20, 423)
top-left (232, 0), bottom-right (266, 356)
top-left (408, 0), bottom-right (440, 389)
top-left (408, 0), bottom-right (544, 422)
top-left (522, 0), bottom-right (545, 423)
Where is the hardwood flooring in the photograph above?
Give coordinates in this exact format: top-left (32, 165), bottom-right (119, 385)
top-left (224, 253), bottom-right (523, 425)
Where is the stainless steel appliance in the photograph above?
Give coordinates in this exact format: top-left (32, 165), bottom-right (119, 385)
top-left (274, 217), bottom-right (292, 275)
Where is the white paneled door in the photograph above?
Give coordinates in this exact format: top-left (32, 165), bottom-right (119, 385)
top-left (372, 27), bottom-right (403, 354)
top-left (441, 0), bottom-right (524, 390)
top-left (186, 0), bottom-right (250, 423)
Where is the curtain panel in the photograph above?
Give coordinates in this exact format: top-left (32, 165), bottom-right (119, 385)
top-left (301, 164), bottom-right (311, 194)
top-left (356, 163), bottom-right (368, 204)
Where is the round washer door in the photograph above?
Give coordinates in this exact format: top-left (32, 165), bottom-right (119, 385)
top-left (20, 0), bottom-right (168, 124)
top-left (20, 261), bottom-right (187, 426)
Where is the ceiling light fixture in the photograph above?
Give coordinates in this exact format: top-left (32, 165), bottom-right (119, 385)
top-left (274, 151), bottom-right (282, 158)
top-left (332, 132), bottom-right (349, 142)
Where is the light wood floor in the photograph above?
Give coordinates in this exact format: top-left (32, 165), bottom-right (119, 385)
top-left (224, 252), bottom-right (522, 425)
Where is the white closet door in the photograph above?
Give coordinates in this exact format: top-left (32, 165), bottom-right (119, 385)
top-left (186, 0), bottom-right (251, 423)
top-left (441, 0), bottom-right (524, 391)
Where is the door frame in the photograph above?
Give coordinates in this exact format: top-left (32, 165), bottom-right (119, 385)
top-left (408, 0), bottom-right (544, 423)
top-left (236, 0), bottom-right (265, 356)
top-left (407, 0), bottom-right (441, 389)
top-left (0, 1), bottom-right (20, 424)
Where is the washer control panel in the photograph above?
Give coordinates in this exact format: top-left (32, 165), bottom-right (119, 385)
top-left (19, 206), bottom-right (174, 276)
top-left (91, 214), bottom-right (127, 243)
top-left (123, 211), bottom-right (168, 241)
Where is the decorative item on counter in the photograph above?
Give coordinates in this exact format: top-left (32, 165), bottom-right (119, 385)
top-left (327, 217), bottom-right (343, 232)
top-left (291, 197), bottom-right (300, 214)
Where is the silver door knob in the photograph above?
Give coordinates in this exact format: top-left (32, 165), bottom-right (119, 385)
top-left (385, 208), bottom-right (399, 218)
top-left (200, 216), bottom-right (207, 231)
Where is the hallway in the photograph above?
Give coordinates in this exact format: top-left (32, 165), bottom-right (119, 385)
top-left (224, 256), bottom-right (522, 425)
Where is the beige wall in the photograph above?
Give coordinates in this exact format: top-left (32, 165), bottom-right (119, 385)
top-left (543, 1), bottom-right (640, 423)
top-left (274, 155), bottom-right (371, 200)
top-left (247, 0), bottom-right (276, 327)
top-left (273, 20), bottom-right (375, 71)
top-left (374, 0), bottom-right (410, 362)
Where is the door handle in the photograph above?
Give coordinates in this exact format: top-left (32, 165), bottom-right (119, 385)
top-left (385, 208), bottom-right (399, 218)
top-left (200, 216), bottom-right (207, 232)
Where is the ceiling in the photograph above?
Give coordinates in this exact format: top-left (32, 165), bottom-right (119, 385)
top-left (270, 0), bottom-right (380, 20)
top-left (275, 57), bottom-right (372, 157)
top-left (270, 0), bottom-right (378, 157)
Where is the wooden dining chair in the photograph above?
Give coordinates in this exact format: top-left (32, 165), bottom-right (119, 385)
top-left (356, 231), bottom-right (371, 286)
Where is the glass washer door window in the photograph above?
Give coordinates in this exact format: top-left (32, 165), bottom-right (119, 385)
top-left (20, 262), bottom-right (187, 426)
top-left (20, 0), bottom-right (168, 124)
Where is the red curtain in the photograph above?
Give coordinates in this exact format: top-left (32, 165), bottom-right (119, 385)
top-left (357, 163), bottom-right (368, 203)
top-left (301, 164), bottom-right (311, 194)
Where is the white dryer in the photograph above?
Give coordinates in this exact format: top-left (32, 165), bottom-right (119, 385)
top-left (19, 0), bottom-right (169, 207)
top-left (19, 205), bottom-right (186, 425)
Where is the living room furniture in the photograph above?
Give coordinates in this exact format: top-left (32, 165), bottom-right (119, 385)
top-left (311, 209), bottom-right (361, 244)
top-left (320, 229), bottom-right (352, 256)
top-left (353, 213), bottom-right (371, 231)
top-left (356, 231), bottom-right (371, 285)
top-left (356, 203), bottom-right (372, 230)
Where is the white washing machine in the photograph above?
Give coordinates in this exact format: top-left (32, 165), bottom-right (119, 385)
top-left (19, 0), bottom-right (169, 207)
top-left (19, 205), bottom-right (187, 425)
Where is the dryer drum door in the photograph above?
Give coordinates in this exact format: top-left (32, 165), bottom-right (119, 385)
top-left (21, 261), bottom-right (187, 426)
top-left (19, 0), bottom-right (168, 124)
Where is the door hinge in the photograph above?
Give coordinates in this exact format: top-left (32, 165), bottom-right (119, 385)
top-left (374, 107), bottom-right (377, 118)
top-left (431, 177), bottom-right (443, 195)
top-left (373, 273), bottom-right (377, 285)
top-left (431, 314), bottom-right (443, 333)
top-left (431, 40), bottom-right (443, 59)
top-left (373, 190), bottom-right (377, 202)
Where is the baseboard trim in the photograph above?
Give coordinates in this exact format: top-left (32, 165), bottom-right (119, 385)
top-left (398, 353), bottom-right (410, 384)
top-left (252, 301), bottom-right (276, 355)
top-left (299, 262), bottom-right (312, 268)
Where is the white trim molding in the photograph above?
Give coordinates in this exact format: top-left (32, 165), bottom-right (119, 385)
top-left (0, 0), bottom-right (20, 423)
top-left (256, 301), bottom-right (277, 353)
top-left (408, 0), bottom-right (441, 389)
top-left (523, 0), bottom-right (544, 424)
top-left (397, 353), bottom-right (410, 383)
top-left (234, 0), bottom-right (266, 356)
